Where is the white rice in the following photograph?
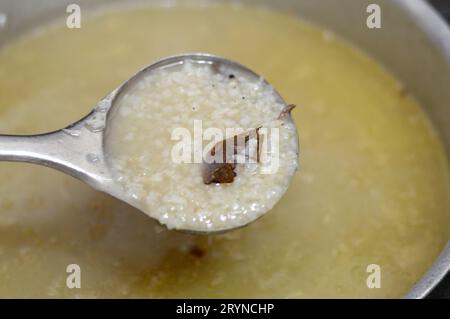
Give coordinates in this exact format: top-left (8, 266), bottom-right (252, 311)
top-left (105, 61), bottom-right (299, 232)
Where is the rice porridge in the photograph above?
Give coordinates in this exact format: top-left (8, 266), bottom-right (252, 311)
top-left (105, 61), bottom-right (299, 231)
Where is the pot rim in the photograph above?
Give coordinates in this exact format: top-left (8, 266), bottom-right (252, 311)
top-left (399, 0), bottom-right (450, 299)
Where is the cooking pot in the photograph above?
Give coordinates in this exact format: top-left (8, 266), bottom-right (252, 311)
top-left (0, 0), bottom-right (449, 298)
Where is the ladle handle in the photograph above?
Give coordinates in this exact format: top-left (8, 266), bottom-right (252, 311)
top-left (0, 129), bottom-right (111, 190)
top-left (0, 132), bottom-right (65, 166)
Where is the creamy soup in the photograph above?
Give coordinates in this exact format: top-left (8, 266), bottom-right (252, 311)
top-left (0, 3), bottom-right (449, 298)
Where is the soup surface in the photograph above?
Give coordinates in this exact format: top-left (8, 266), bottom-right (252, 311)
top-left (0, 3), bottom-right (449, 298)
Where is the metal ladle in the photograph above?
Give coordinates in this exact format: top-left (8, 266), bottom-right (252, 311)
top-left (0, 53), bottom-right (296, 234)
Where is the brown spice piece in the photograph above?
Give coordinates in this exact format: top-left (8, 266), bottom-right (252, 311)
top-left (202, 130), bottom-right (258, 185)
top-left (203, 162), bottom-right (236, 184)
top-left (202, 104), bottom-right (296, 185)
top-left (278, 104), bottom-right (296, 119)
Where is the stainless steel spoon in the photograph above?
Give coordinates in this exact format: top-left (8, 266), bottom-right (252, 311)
top-left (0, 53), bottom-right (296, 234)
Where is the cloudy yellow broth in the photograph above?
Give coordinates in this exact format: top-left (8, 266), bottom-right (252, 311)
top-left (0, 4), bottom-right (449, 298)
